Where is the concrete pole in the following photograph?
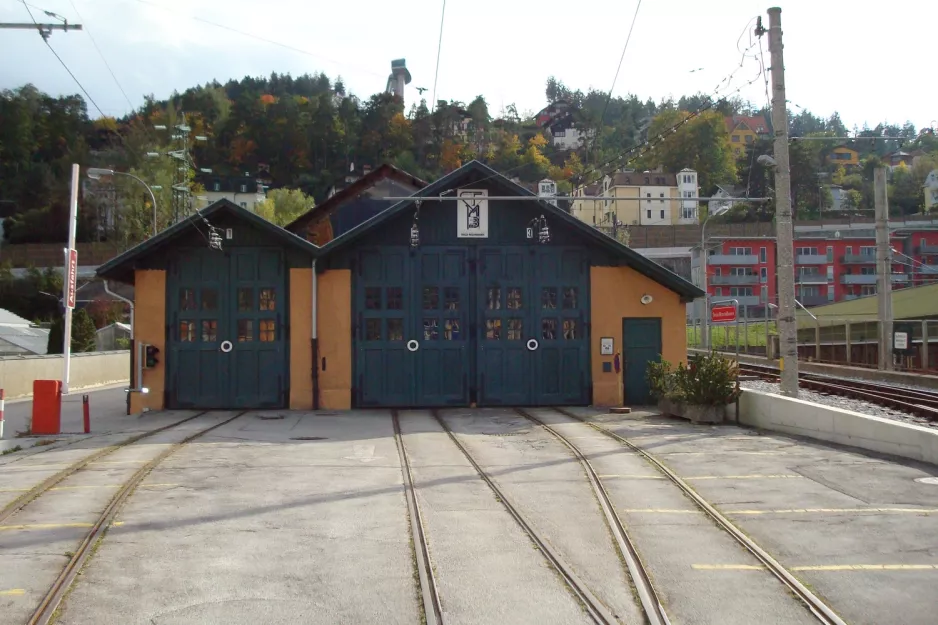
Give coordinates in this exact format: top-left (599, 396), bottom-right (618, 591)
top-left (62, 163), bottom-right (79, 395)
top-left (845, 321), bottom-right (852, 365)
top-left (768, 7), bottom-right (799, 396)
top-left (923, 320), bottom-right (930, 370)
top-left (874, 167), bottom-right (894, 371)
top-left (700, 220), bottom-right (710, 349)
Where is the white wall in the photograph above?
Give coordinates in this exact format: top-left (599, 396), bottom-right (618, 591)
top-left (639, 186), bottom-right (673, 225)
top-left (0, 351), bottom-right (130, 399)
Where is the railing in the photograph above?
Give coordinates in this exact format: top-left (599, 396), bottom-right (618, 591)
top-left (916, 244), bottom-right (938, 255)
top-left (712, 295), bottom-right (761, 306)
top-left (708, 254), bottom-right (758, 265)
top-left (795, 254), bottom-right (828, 265)
top-left (796, 273), bottom-right (828, 284)
top-left (799, 294), bottom-right (830, 306)
top-left (710, 274), bottom-right (759, 285)
top-left (841, 253), bottom-right (876, 264)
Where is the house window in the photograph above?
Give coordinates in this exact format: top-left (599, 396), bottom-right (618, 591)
top-left (644, 177), bottom-right (650, 184)
top-left (745, 135), bottom-right (753, 143)
top-left (240, 202), bottom-right (247, 208)
top-left (760, 267), bottom-right (767, 282)
top-left (715, 287), bottom-right (723, 296)
top-left (732, 135), bottom-right (740, 142)
top-left (213, 182), bottom-right (220, 191)
top-left (660, 210), bottom-right (664, 219)
top-left (659, 193), bottom-right (665, 203)
top-left (760, 247), bottom-right (767, 263)
top-left (826, 246), bottom-right (833, 262)
top-left (240, 184), bottom-right (247, 192)
top-left (646, 209), bottom-right (651, 219)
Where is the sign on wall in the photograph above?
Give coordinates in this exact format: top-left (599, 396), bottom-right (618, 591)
top-left (457, 189), bottom-right (488, 238)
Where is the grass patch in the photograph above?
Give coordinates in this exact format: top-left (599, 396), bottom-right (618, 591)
top-left (33, 439), bottom-right (57, 447)
top-left (1, 445), bottom-right (23, 455)
top-left (687, 321), bottom-right (777, 349)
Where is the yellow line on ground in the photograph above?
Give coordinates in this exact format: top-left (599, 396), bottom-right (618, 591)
top-left (620, 509), bottom-right (702, 514)
top-left (686, 475), bottom-right (804, 480)
top-left (0, 589), bottom-right (26, 596)
top-left (724, 508), bottom-right (938, 515)
top-left (0, 522), bottom-right (93, 531)
top-left (792, 564), bottom-right (938, 571)
top-left (598, 474), bottom-right (664, 479)
top-left (87, 460), bottom-right (148, 465)
top-left (0, 483), bottom-right (178, 493)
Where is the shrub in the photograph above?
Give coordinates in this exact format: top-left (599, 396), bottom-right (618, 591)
top-left (645, 351), bottom-right (740, 407)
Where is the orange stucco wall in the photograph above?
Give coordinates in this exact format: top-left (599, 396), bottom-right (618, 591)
top-left (317, 269), bottom-right (352, 409)
top-left (129, 269), bottom-right (166, 413)
top-left (590, 266), bottom-right (688, 407)
top-left (289, 268), bottom-right (314, 409)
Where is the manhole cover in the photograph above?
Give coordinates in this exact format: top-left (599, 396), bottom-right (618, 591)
top-left (915, 477), bottom-right (938, 486)
top-left (290, 436), bottom-right (327, 441)
top-left (257, 415), bottom-right (285, 420)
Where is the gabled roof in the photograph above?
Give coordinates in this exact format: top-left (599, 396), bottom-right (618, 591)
top-left (0, 324), bottom-right (49, 355)
top-left (97, 199), bottom-right (317, 284)
top-left (285, 163), bottom-right (427, 233)
top-left (317, 160), bottom-right (704, 301)
top-left (0, 308), bottom-right (33, 327)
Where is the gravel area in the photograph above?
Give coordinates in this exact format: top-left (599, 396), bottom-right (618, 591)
top-left (740, 380), bottom-right (938, 430)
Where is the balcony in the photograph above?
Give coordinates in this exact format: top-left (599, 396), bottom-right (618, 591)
top-left (841, 253), bottom-right (876, 264)
top-left (796, 273), bottom-right (828, 284)
top-left (710, 274), bottom-right (759, 285)
top-left (799, 294), bottom-right (830, 307)
top-left (796, 254), bottom-right (827, 265)
top-left (840, 274), bottom-right (909, 285)
top-left (708, 254), bottom-right (758, 265)
top-left (916, 244), bottom-right (938, 255)
top-left (712, 295), bottom-right (761, 307)
top-left (914, 264), bottom-right (938, 275)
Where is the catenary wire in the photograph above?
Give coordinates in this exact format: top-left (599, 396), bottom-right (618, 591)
top-left (430, 0), bottom-right (446, 112)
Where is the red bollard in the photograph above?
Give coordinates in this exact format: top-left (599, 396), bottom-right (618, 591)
top-left (0, 388), bottom-right (5, 439)
top-left (82, 395), bottom-right (90, 434)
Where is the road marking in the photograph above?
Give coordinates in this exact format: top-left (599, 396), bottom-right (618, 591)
top-left (693, 564), bottom-right (938, 572)
top-left (621, 509), bottom-right (702, 514)
top-left (88, 460), bottom-right (148, 465)
top-left (686, 474), bottom-right (804, 480)
top-left (655, 451), bottom-right (787, 456)
top-left (0, 589), bottom-right (26, 596)
top-left (598, 474), bottom-right (664, 480)
top-left (0, 522), bottom-right (93, 531)
top-left (0, 483), bottom-right (178, 493)
top-left (724, 508), bottom-right (938, 515)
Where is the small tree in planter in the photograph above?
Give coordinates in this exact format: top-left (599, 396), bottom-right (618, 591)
top-left (646, 351), bottom-right (741, 424)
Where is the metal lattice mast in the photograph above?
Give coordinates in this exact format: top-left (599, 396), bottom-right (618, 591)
top-left (169, 112), bottom-right (192, 223)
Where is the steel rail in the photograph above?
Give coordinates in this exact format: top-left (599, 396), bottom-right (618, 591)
top-left (391, 410), bottom-right (443, 625)
top-left (27, 411), bottom-right (247, 625)
top-left (514, 407), bottom-right (671, 625)
top-left (429, 409), bottom-right (619, 625)
top-left (0, 411), bottom-right (208, 524)
top-left (551, 407), bottom-right (847, 625)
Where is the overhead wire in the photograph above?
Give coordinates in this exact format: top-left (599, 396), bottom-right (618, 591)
top-left (66, 0), bottom-right (134, 113)
top-left (430, 0), bottom-right (446, 113)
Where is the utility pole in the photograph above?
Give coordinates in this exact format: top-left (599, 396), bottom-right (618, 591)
top-left (0, 23), bottom-right (81, 39)
top-left (765, 7), bottom-right (799, 397)
top-left (874, 167), bottom-right (894, 371)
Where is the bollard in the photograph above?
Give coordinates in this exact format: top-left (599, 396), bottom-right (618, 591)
top-left (82, 395), bottom-right (90, 434)
top-left (0, 388), bottom-right (5, 439)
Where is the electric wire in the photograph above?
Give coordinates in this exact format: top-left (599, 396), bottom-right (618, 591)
top-left (66, 0), bottom-right (134, 113)
top-left (430, 0), bottom-right (446, 112)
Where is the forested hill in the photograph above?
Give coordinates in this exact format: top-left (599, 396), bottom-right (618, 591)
top-left (1, 72), bottom-right (934, 247)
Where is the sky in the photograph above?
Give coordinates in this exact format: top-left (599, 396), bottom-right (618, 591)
top-left (0, 0), bottom-right (934, 133)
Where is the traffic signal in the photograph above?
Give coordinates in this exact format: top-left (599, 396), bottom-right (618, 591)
top-left (145, 345), bottom-right (160, 368)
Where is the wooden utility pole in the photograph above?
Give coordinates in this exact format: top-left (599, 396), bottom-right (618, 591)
top-left (767, 7), bottom-right (799, 396)
top-left (874, 167), bottom-right (894, 371)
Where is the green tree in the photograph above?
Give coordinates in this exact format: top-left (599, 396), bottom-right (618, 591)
top-left (47, 317), bottom-right (64, 355)
top-left (254, 188), bottom-right (315, 226)
top-left (47, 308), bottom-right (98, 354)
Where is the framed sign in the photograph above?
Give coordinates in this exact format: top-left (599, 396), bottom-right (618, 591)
top-left (457, 189), bottom-right (488, 238)
top-left (600, 337), bottom-right (614, 355)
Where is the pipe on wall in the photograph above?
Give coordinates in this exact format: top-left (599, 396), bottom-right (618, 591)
top-left (311, 259), bottom-right (319, 410)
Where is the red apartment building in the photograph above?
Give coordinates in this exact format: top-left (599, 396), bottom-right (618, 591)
top-left (696, 228), bottom-right (938, 315)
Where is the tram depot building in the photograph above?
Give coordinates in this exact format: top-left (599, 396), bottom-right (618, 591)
top-left (97, 161), bottom-right (703, 413)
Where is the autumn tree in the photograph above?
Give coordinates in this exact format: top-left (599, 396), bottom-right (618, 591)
top-left (254, 188), bottom-right (315, 226)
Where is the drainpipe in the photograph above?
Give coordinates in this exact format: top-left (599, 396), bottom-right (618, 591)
top-left (311, 259), bottom-right (319, 410)
top-left (103, 280), bottom-right (133, 338)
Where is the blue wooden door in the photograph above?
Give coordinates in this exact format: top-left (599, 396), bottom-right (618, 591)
top-left (356, 249), bottom-right (414, 407)
top-left (622, 318), bottom-right (662, 405)
top-left (168, 248), bottom-right (287, 409)
top-left (533, 248), bottom-right (590, 405)
top-left (477, 247), bottom-right (531, 405)
top-left (415, 248), bottom-right (470, 405)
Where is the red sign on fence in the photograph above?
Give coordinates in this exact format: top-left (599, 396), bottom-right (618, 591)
top-left (710, 304), bottom-right (737, 323)
top-left (65, 248), bottom-right (78, 309)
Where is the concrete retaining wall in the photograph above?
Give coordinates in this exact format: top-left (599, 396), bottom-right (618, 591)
top-left (689, 348), bottom-right (938, 391)
top-left (728, 389), bottom-right (938, 465)
top-left (0, 351), bottom-right (130, 399)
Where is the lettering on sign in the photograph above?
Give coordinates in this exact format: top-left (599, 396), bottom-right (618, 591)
top-left (894, 332), bottom-right (908, 350)
top-left (710, 304), bottom-right (737, 323)
top-left (65, 248), bottom-right (78, 309)
top-left (457, 189), bottom-right (489, 238)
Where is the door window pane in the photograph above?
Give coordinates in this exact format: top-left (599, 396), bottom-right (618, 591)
top-left (365, 287), bottom-right (382, 310)
top-left (387, 287), bottom-right (403, 310)
top-left (423, 318), bottom-right (439, 340)
top-left (444, 287), bottom-right (460, 310)
top-left (487, 287), bottom-right (501, 310)
top-left (507, 287), bottom-right (523, 309)
top-left (179, 320), bottom-right (196, 342)
top-left (444, 319), bottom-right (461, 340)
top-left (238, 319), bottom-right (253, 342)
top-left (542, 318), bottom-right (558, 340)
top-left (238, 288), bottom-right (253, 312)
top-left (260, 289), bottom-right (276, 311)
top-left (365, 319), bottom-right (381, 341)
top-left (201, 320), bottom-right (217, 342)
top-left (201, 289), bottom-right (218, 311)
top-left (259, 319), bottom-right (276, 342)
top-left (507, 318), bottom-right (523, 340)
top-left (563, 319), bottom-right (578, 339)
top-left (180, 289), bottom-right (197, 311)
top-left (541, 287), bottom-right (557, 309)
top-left (485, 318), bottom-right (501, 340)
top-left (563, 287), bottom-right (578, 309)
top-left (388, 319), bottom-right (404, 341)
top-left (423, 287), bottom-right (439, 310)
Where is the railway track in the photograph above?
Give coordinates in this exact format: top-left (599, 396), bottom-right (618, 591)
top-left (738, 363), bottom-right (938, 420)
top-left (5, 411), bottom-right (247, 625)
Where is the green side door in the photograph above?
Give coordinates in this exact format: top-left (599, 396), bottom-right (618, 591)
top-left (622, 318), bottom-right (663, 405)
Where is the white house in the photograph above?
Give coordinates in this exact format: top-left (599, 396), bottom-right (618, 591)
top-left (924, 170), bottom-right (938, 213)
top-left (676, 168), bottom-right (699, 224)
top-left (708, 185), bottom-right (745, 215)
top-left (639, 183), bottom-right (674, 225)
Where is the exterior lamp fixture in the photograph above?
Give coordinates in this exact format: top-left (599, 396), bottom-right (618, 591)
top-left (527, 215), bottom-right (550, 244)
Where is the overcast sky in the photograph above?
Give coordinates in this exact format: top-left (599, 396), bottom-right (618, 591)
top-left (1, 0), bottom-right (933, 132)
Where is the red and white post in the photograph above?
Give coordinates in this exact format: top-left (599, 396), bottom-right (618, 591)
top-left (0, 388), bottom-right (5, 439)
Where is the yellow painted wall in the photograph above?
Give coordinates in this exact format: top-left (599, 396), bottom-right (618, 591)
top-left (317, 269), bottom-right (352, 409)
top-left (289, 268), bottom-right (313, 409)
top-left (611, 186), bottom-right (641, 225)
top-left (130, 269), bottom-right (166, 413)
top-left (590, 266), bottom-right (687, 407)
top-left (828, 147), bottom-right (859, 167)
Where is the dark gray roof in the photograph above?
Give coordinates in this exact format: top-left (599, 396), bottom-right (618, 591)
top-left (0, 308), bottom-right (32, 326)
top-left (0, 324), bottom-right (49, 355)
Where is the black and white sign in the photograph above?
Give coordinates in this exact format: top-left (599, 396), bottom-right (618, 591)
top-left (600, 337), bottom-right (614, 355)
top-left (457, 189), bottom-right (488, 238)
top-left (894, 331), bottom-right (909, 350)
